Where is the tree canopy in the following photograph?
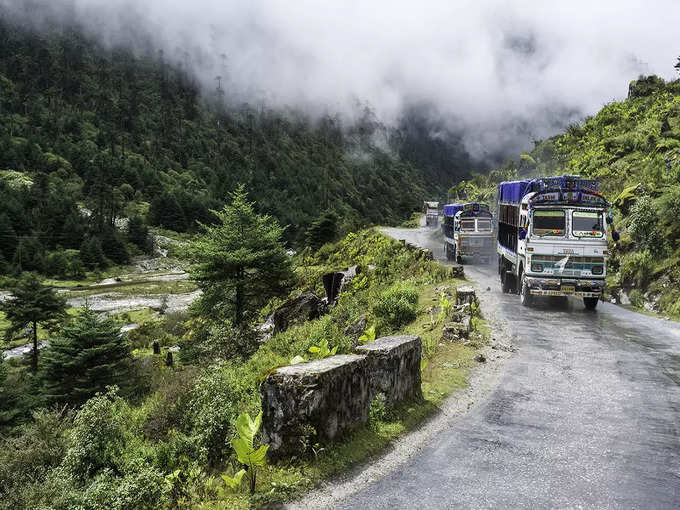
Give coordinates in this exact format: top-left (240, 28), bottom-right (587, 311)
top-left (189, 185), bottom-right (295, 325)
top-left (0, 272), bottom-right (67, 371)
top-left (40, 308), bottom-right (133, 407)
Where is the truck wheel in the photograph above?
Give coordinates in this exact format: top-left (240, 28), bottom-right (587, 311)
top-left (520, 273), bottom-right (532, 307)
top-left (501, 271), bottom-right (512, 294)
top-left (583, 297), bottom-right (599, 310)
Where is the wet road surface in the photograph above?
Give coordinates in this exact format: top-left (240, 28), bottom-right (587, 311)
top-left (337, 225), bottom-right (680, 509)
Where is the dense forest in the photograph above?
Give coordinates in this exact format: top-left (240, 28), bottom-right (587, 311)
top-left (454, 74), bottom-right (680, 317)
top-left (0, 14), bottom-right (478, 278)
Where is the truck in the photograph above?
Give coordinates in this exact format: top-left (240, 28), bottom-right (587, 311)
top-left (497, 175), bottom-right (610, 310)
top-left (424, 201), bottom-right (439, 226)
top-left (442, 202), bottom-right (494, 264)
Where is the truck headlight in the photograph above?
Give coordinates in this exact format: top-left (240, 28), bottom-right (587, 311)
top-left (531, 263), bottom-right (543, 272)
top-left (592, 266), bottom-right (603, 275)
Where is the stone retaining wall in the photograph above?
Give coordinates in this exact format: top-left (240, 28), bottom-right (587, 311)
top-left (260, 335), bottom-right (422, 459)
top-left (356, 335), bottom-right (422, 404)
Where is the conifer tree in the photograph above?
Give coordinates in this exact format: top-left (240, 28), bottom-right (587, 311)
top-left (40, 308), bottom-right (132, 407)
top-left (305, 210), bottom-right (339, 250)
top-left (189, 185), bottom-right (295, 324)
top-left (0, 273), bottom-right (67, 372)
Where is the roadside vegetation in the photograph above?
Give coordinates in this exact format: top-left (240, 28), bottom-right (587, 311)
top-left (451, 72), bottom-right (680, 318)
top-left (0, 183), bottom-right (488, 508)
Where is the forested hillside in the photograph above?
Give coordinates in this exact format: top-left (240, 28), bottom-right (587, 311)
top-left (0, 15), bottom-right (474, 276)
top-left (455, 74), bottom-right (680, 316)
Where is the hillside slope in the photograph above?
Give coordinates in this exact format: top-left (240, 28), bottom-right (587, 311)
top-left (0, 16), bottom-right (474, 274)
top-left (457, 75), bottom-right (680, 316)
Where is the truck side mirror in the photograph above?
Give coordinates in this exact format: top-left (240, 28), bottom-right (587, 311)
top-left (518, 228), bottom-right (527, 240)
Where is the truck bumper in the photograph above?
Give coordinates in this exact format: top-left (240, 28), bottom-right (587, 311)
top-left (525, 276), bottom-right (605, 298)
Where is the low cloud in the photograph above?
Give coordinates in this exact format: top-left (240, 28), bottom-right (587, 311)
top-left (3, 0), bottom-right (679, 160)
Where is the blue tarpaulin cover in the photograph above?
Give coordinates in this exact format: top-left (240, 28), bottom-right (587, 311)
top-left (442, 203), bottom-right (464, 216)
top-left (498, 175), bottom-right (599, 204)
top-left (497, 180), bottom-right (532, 204)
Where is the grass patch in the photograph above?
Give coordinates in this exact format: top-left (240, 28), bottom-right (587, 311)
top-left (111, 308), bottom-right (158, 325)
top-left (219, 278), bottom-right (487, 508)
top-left (64, 279), bottom-right (196, 298)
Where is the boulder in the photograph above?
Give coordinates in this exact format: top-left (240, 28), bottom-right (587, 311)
top-left (323, 265), bottom-right (360, 304)
top-left (456, 285), bottom-right (477, 306)
top-left (450, 265), bottom-right (464, 278)
top-left (273, 292), bottom-right (323, 332)
top-left (345, 315), bottom-right (367, 345)
top-left (258, 292), bottom-right (324, 342)
top-left (442, 318), bottom-right (471, 342)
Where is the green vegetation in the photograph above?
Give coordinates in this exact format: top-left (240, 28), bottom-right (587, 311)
top-left (40, 309), bottom-right (134, 407)
top-left (0, 14), bottom-right (468, 286)
top-left (453, 74), bottom-right (680, 317)
top-left (188, 186), bottom-right (295, 326)
top-left (0, 225), bottom-right (489, 509)
top-left (0, 273), bottom-right (67, 371)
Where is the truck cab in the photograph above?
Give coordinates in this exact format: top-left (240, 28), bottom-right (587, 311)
top-left (498, 175), bottom-right (609, 310)
top-left (443, 202), bottom-right (495, 264)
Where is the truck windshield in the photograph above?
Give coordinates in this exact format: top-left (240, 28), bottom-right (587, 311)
top-left (533, 210), bottom-right (565, 236)
top-left (461, 219), bottom-right (475, 231)
top-left (572, 211), bottom-right (604, 237)
top-left (477, 219), bottom-right (492, 231)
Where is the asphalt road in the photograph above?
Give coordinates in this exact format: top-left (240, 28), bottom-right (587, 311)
top-left (336, 224), bottom-right (680, 509)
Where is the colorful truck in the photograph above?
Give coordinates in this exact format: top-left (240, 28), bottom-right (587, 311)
top-left (497, 175), bottom-right (610, 309)
top-left (442, 202), bottom-right (494, 263)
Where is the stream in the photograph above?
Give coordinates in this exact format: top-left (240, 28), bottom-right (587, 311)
top-left (1, 256), bottom-right (200, 360)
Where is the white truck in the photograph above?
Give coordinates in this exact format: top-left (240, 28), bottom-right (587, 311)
top-left (497, 175), bottom-right (610, 310)
top-left (442, 202), bottom-right (495, 264)
top-left (424, 201), bottom-right (440, 226)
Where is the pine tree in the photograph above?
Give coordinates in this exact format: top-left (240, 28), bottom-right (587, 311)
top-left (0, 213), bottom-right (17, 261)
top-left (0, 273), bottom-right (67, 372)
top-left (40, 308), bottom-right (133, 407)
top-left (305, 210), bottom-right (339, 250)
top-left (189, 185), bottom-right (295, 324)
top-left (127, 215), bottom-right (152, 253)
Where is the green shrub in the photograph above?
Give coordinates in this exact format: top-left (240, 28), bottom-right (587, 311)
top-left (62, 388), bottom-right (130, 481)
top-left (373, 281), bottom-right (419, 332)
top-left (369, 393), bottom-right (387, 429)
top-left (658, 185), bottom-right (680, 244)
top-left (629, 289), bottom-right (645, 308)
top-left (82, 466), bottom-right (169, 510)
top-left (628, 196), bottom-right (665, 255)
top-left (142, 369), bottom-right (197, 442)
top-left (620, 250), bottom-right (655, 287)
top-left (0, 409), bottom-right (73, 509)
top-left (187, 363), bottom-right (243, 466)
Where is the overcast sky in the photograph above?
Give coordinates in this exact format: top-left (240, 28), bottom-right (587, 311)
top-left (4, 0), bottom-right (680, 159)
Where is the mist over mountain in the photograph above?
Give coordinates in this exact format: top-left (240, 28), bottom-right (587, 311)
top-left (3, 0), bottom-right (679, 161)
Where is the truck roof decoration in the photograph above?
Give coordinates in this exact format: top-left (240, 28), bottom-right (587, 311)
top-left (424, 201), bottom-right (439, 208)
top-left (442, 202), bottom-right (490, 217)
top-left (498, 175), bottom-right (601, 205)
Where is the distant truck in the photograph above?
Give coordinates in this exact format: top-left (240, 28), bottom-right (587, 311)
top-left (497, 175), bottom-right (610, 310)
top-left (424, 201), bottom-right (439, 226)
top-left (442, 202), bottom-right (494, 263)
